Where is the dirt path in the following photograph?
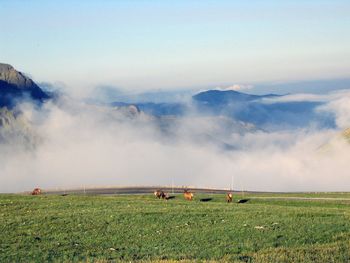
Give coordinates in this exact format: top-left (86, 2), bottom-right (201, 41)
top-left (251, 196), bottom-right (350, 201)
top-left (34, 187), bottom-right (350, 201)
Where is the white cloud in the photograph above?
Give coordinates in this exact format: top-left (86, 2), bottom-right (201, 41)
top-left (1, 90), bottom-right (350, 193)
top-left (317, 91), bottom-right (350, 129)
top-left (215, 84), bottom-right (254, 92)
top-left (262, 89), bottom-right (350, 104)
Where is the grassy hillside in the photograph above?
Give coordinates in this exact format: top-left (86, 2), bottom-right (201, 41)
top-left (342, 128), bottom-right (350, 143)
top-left (1, 193), bottom-right (350, 262)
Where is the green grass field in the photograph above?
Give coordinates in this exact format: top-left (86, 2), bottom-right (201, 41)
top-left (1, 193), bottom-right (350, 262)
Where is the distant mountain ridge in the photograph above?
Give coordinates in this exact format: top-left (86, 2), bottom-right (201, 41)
top-left (0, 63), bottom-right (336, 131)
top-left (0, 63), bottom-right (49, 107)
top-left (193, 89), bottom-right (259, 104)
top-left (193, 89), bottom-right (280, 104)
top-left (110, 89), bottom-right (334, 130)
top-left (192, 89), bottom-right (334, 129)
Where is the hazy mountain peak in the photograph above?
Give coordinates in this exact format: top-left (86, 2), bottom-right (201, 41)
top-left (0, 63), bottom-right (14, 71)
top-left (0, 63), bottom-right (37, 89)
top-left (0, 63), bottom-right (49, 107)
top-left (193, 89), bottom-right (259, 104)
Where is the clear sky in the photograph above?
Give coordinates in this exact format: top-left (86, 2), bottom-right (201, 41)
top-left (1, 0), bottom-right (350, 94)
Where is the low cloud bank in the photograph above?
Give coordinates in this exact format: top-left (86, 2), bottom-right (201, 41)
top-left (1, 90), bottom-right (350, 193)
top-left (215, 84), bottom-right (254, 92)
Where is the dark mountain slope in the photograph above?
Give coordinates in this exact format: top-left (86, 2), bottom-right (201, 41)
top-left (0, 63), bottom-right (49, 107)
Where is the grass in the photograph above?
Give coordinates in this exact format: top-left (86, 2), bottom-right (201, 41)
top-left (1, 193), bottom-right (350, 262)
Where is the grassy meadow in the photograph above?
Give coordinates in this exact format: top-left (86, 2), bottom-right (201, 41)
top-left (1, 193), bottom-right (350, 262)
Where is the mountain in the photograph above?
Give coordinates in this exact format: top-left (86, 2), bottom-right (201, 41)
top-left (0, 63), bottom-right (49, 107)
top-left (192, 89), bottom-right (334, 129)
top-left (193, 89), bottom-right (260, 105)
top-left (0, 107), bottom-right (38, 148)
top-left (193, 89), bottom-right (280, 105)
top-left (111, 101), bottom-right (186, 116)
top-left (109, 88), bottom-right (334, 130)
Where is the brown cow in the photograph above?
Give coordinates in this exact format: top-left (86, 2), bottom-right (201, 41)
top-left (226, 193), bottom-right (233, 203)
top-left (31, 188), bottom-right (42, 195)
top-left (183, 190), bottom-right (194, 201)
top-left (154, 190), bottom-right (166, 199)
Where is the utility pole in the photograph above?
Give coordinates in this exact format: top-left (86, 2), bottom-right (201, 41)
top-left (172, 178), bottom-right (174, 194)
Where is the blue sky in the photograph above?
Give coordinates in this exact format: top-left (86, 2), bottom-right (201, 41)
top-left (1, 0), bottom-right (350, 94)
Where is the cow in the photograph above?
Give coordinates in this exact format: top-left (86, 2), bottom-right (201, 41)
top-left (154, 190), bottom-right (166, 199)
top-left (226, 193), bottom-right (233, 203)
top-left (183, 190), bottom-right (194, 201)
top-left (31, 188), bottom-right (41, 195)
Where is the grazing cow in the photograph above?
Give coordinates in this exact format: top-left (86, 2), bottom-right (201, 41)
top-left (31, 188), bottom-right (41, 195)
top-left (183, 190), bottom-right (194, 201)
top-left (226, 193), bottom-right (233, 203)
top-left (154, 190), bottom-right (166, 199)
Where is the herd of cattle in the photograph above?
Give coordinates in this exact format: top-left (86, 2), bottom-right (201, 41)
top-left (154, 189), bottom-right (233, 203)
top-left (31, 188), bottom-right (234, 203)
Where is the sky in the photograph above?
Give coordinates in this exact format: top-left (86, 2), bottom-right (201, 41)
top-left (1, 0), bottom-right (350, 94)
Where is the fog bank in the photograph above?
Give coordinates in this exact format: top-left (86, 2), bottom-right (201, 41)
top-left (1, 90), bottom-right (350, 193)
